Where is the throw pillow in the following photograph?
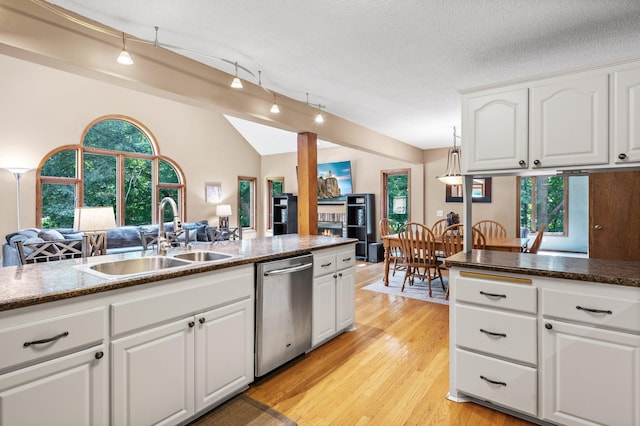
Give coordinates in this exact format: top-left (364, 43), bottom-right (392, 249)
top-left (39, 229), bottom-right (65, 241)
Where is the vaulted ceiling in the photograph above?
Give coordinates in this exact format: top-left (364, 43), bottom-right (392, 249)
top-left (46, 0), bottom-right (640, 153)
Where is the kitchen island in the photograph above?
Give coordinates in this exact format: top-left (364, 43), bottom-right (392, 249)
top-left (446, 250), bottom-right (640, 426)
top-left (0, 235), bottom-right (357, 426)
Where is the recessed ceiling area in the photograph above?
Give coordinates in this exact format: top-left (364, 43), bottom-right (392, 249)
top-left (45, 0), bottom-right (640, 151)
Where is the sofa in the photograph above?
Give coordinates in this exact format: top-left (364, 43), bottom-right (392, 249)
top-left (2, 220), bottom-right (210, 267)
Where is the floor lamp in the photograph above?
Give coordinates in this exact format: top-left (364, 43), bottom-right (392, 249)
top-left (3, 167), bottom-right (31, 230)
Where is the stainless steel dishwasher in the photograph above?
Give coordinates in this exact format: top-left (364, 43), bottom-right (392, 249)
top-left (255, 254), bottom-right (313, 377)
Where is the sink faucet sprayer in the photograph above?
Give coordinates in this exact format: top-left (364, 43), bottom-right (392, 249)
top-left (158, 197), bottom-right (182, 255)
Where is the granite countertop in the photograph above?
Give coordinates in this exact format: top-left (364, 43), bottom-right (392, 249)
top-left (445, 250), bottom-right (640, 288)
top-left (0, 235), bottom-right (357, 312)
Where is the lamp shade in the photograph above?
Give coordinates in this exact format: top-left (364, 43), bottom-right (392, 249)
top-left (74, 207), bottom-right (116, 231)
top-left (216, 204), bottom-right (232, 217)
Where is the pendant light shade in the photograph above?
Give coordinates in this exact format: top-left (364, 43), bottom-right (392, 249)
top-left (231, 62), bottom-right (243, 88)
top-left (270, 93), bottom-right (280, 113)
top-left (117, 32), bottom-right (133, 65)
top-left (315, 112), bottom-right (324, 123)
top-left (436, 126), bottom-right (463, 185)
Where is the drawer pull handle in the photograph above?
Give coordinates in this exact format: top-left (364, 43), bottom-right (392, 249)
top-left (480, 328), bottom-right (507, 338)
top-left (479, 291), bottom-right (506, 299)
top-left (342, 257), bottom-right (352, 262)
top-left (480, 375), bottom-right (507, 386)
top-left (576, 306), bottom-right (612, 315)
top-left (321, 262), bottom-right (333, 267)
top-left (23, 331), bottom-right (69, 347)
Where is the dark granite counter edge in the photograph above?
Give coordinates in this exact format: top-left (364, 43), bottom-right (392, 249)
top-left (0, 237), bottom-right (358, 312)
top-left (445, 250), bottom-right (640, 288)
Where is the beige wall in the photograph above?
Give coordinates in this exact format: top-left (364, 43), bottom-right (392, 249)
top-left (0, 54), bottom-right (261, 244)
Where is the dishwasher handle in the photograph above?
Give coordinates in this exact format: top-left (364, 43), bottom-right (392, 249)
top-left (263, 262), bottom-right (313, 276)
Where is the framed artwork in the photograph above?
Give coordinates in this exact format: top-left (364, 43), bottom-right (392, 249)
top-left (446, 177), bottom-right (492, 203)
top-left (317, 160), bottom-right (353, 204)
top-left (205, 182), bottom-right (222, 204)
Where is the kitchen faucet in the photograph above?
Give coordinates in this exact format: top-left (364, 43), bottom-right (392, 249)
top-left (157, 197), bottom-right (182, 255)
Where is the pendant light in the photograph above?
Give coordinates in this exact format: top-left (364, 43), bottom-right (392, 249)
top-left (117, 32), bottom-right (133, 65)
top-left (436, 126), bottom-right (463, 185)
top-left (270, 93), bottom-right (280, 113)
top-left (231, 62), bottom-right (243, 88)
top-left (315, 107), bottom-right (324, 124)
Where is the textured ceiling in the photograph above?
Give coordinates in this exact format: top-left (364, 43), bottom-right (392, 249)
top-left (45, 0), bottom-right (640, 154)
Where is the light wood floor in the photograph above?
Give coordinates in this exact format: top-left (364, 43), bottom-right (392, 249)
top-left (242, 261), bottom-right (534, 425)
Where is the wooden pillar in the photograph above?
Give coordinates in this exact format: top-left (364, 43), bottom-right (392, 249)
top-left (297, 132), bottom-right (318, 236)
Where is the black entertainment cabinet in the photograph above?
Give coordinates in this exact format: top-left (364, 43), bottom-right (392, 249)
top-left (272, 194), bottom-right (298, 235)
top-left (346, 193), bottom-right (375, 259)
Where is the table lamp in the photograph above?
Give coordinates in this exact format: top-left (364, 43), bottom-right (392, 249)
top-left (216, 204), bottom-right (232, 229)
top-left (74, 206), bottom-right (116, 256)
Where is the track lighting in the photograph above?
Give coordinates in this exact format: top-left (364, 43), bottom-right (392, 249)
top-left (231, 62), bottom-right (243, 88)
top-left (270, 93), bottom-right (280, 114)
top-left (117, 32), bottom-right (133, 65)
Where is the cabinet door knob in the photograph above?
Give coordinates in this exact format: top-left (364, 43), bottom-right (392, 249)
top-left (533, 159), bottom-right (541, 166)
top-left (199, 317), bottom-right (206, 324)
top-left (594, 224), bottom-right (603, 230)
top-left (518, 160), bottom-right (526, 167)
top-left (188, 321), bottom-right (195, 328)
top-left (95, 351), bottom-right (104, 360)
top-left (544, 323), bottom-right (553, 330)
top-left (618, 153), bottom-right (627, 160)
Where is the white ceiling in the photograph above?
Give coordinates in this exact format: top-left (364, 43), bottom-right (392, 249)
top-left (45, 0), bottom-right (640, 153)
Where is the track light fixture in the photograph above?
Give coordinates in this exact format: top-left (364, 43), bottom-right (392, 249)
top-left (231, 62), bottom-right (243, 88)
top-left (306, 93), bottom-right (325, 124)
top-left (117, 32), bottom-right (133, 65)
top-left (270, 93), bottom-right (280, 114)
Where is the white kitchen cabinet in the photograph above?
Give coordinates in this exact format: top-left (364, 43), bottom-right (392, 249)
top-left (112, 318), bottom-right (195, 426)
top-left (530, 73), bottom-right (609, 169)
top-left (110, 265), bottom-right (254, 425)
top-left (460, 59), bottom-right (640, 174)
top-left (312, 245), bottom-right (356, 347)
top-left (613, 65), bottom-right (640, 164)
top-left (0, 344), bottom-right (108, 426)
top-left (463, 88), bottom-right (529, 172)
top-left (541, 319), bottom-right (640, 426)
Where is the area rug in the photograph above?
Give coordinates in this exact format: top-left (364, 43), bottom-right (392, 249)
top-left (189, 393), bottom-right (297, 426)
top-left (363, 272), bottom-right (449, 305)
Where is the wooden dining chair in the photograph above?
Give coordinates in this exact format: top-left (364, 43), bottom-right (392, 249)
top-left (440, 225), bottom-right (486, 299)
top-left (397, 222), bottom-right (443, 296)
top-left (379, 218), bottom-right (404, 276)
top-left (473, 220), bottom-right (507, 238)
top-left (526, 225), bottom-right (546, 254)
top-left (430, 218), bottom-right (448, 239)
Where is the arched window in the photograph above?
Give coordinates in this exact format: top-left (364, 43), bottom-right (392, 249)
top-left (37, 116), bottom-right (185, 228)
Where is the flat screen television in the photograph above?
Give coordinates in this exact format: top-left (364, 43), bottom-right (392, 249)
top-left (317, 160), bottom-right (353, 204)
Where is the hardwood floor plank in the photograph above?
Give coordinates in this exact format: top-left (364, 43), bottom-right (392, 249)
top-left (241, 260), bottom-right (533, 425)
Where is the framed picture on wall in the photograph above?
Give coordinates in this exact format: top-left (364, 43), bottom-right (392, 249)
top-left (446, 177), bottom-right (492, 203)
top-left (205, 182), bottom-right (222, 204)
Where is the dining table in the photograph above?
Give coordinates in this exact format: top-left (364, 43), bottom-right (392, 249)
top-left (380, 233), bottom-right (529, 286)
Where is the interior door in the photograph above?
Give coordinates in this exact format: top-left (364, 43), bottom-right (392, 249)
top-left (589, 171), bottom-right (640, 260)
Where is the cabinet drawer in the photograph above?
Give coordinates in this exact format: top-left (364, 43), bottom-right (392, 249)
top-left (456, 304), bottom-right (536, 365)
top-left (335, 246), bottom-right (356, 270)
top-left (313, 252), bottom-right (336, 277)
top-left (456, 349), bottom-right (537, 417)
top-left (0, 307), bottom-right (105, 371)
top-left (542, 288), bottom-right (640, 333)
top-left (456, 272), bottom-right (536, 314)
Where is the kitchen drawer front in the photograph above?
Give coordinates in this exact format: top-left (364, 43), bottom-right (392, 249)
top-left (456, 348), bottom-right (537, 417)
top-left (456, 272), bottom-right (536, 314)
top-left (313, 251), bottom-right (336, 277)
top-left (456, 304), bottom-right (537, 365)
top-left (111, 267), bottom-right (253, 337)
top-left (335, 246), bottom-right (356, 271)
top-left (0, 307), bottom-right (105, 372)
top-left (542, 288), bottom-right (640, 333)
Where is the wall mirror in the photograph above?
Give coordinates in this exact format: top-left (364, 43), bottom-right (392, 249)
top-left (446, 177), bottom-right (492, 203)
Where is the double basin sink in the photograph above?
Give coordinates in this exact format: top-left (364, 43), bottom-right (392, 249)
top-left (85, 251), bottom-right (235, 278)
